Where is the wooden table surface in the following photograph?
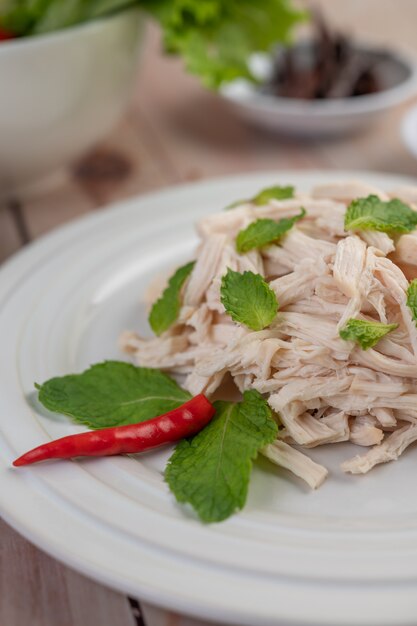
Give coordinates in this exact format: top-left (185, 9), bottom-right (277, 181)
top-left (2, 2), bottom-right (417, 625)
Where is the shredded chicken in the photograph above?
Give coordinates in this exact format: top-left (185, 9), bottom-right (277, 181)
top-left (122, 181), bottom-right (417, 488)
top-left (261, 441), bottom-right (328, 489)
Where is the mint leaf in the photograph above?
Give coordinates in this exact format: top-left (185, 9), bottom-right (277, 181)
top-left (149, 261), bottom-right (195, 335)
top-left (165, 390), bottom-right (278, 522)
top-left (224, 198), bottom-right (247, 210)
top-left (345, 195), bottom-right (417, 234)
top-left (339, 319), bottom-right (398, 350)
top-left (225, 185), bottom-right (295, 210)
top-left (252, 185), bottom-right (294, 205)
top-left (36, 361), bottom-right (191, 429)
top-left (407, 279), bottom-right (417, 325)
top-left (220, 269), bottom-right (278, 330)
top-left (236, 209), bottom-right (305, 253)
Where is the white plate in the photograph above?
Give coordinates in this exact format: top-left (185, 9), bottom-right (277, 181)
top-left (2, 170), bottom-right (417, 626)
top-left (403, 104), bottom-right (417, 161)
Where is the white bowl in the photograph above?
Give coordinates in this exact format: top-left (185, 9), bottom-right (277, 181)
top-left (220, 44), bottom-right (417, 137)
top-left (402, 103), bottom-right (417, 161)
top-left (0, 9), bottom-right (143, 196)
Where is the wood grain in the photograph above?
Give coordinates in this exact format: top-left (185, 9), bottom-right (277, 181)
top-left (142, 604), bottom-right (222, 626)
top-left (2, 2), bottom-right (417, 626)
top-left (20, 174), bottom-right (95, 239)
top-left (0, 519), bottom-right (136, 626)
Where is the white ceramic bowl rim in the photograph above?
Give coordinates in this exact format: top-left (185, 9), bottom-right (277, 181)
top-left (402, 104), bottom-right (417, 159)
top-left (0, 5), bottom-right (140, 54)
top-left (221, 45), bottom-right (417, 117)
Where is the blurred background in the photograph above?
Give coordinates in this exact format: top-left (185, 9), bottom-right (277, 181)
top-left (1, 0), bottom-right (417, 263)
top-left (2, 1), bottom-right (417, 625)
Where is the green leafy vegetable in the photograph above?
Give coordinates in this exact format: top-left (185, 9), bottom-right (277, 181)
top-left (407, 279), bottom-right (417, 325)
top-left (339, 319), bottom-right (398, 351)
top-left (149, 261), bottom-right (195, 335)
top-left (225, 184), bottom-right (295, 210)
top-left (252, 185), bottom-right (295, 205)
top-left (344, 195), bottom-right (417, 234)
top-left (36, 361), bottom-right (191, 429)
top-left (0, 0), bottom-right (136, 35)
top-left (0, 0), bottom-right (306, 88)
top-left (236, 209), bottom-right (305, 253)
top-left (165, 389), bottom-right (278, 522)
top-left (142, 1), bottom-right (306, 88)
top-left (220, 268), bottom-right (278, 330)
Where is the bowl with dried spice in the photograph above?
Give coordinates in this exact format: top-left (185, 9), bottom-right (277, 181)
top-left (220, 15), bottom-right (417, 137)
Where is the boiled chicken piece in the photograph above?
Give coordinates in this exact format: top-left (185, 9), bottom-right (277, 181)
top-left (269, 258), bottom-right (329, 307)
top-left (184, 233), bottom-right (227, 306)
top-left (342, 424), bottom-right (417, 474)
top-left (370, 407), bottom-right (397, 428)
top-left (393, 232), bottom-right (417, 269)
top-left (320, 411), bottom-right (350, 443)
top-left (261, 441), bottom-right (328, 489)
top-left (389, 186), bottom-right (417, 206)
top-left (349, 415), bottom-right (384, 446)
top-left (263, 228), bottom-right (336, 276)
top-left (197, 206), bottom-right (251, 238)
top-left (333, 236), bottom-right (366, 299)
top-left (312, 180), bottom-right (389, 203)
top-left (357, 231), bottom-right (394, 255)
top-left (183, 370), bottom-right (225, 396)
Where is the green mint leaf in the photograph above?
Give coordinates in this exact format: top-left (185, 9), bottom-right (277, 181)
top-left (165, 390), bottom-right (278, 523)
top-left (224, 198), bottom-right (247, 210)
top-left (225, 185), bottom-right (295, 210)
top-left (220, 269), bottom-right (278, 331)
top-left (345, 195), bottom-right (417, 234)
top-left (149, 261), bottom-right (195, 336)
top-left (407, 279), bottom-right (417, 325)
top-left (339, 319), bottom-right (398, 350)
top-left (36, 361), bottom-right (191, 429)
top-left (236, 209), bottom-right (305, 253)
top-left (252, 185), bottom-right (294, 205)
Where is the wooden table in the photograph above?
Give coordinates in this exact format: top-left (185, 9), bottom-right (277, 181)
top-left (2, 2), bottom-right (417, 624)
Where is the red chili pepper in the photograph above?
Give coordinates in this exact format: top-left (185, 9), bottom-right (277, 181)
top-left (13, 394), bottom-right (215, 466)
top-left (0, 27), bottom-right (15, 41)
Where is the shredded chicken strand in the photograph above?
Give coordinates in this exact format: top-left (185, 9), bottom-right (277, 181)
top-left (122, 181), bottom-right (417, 489)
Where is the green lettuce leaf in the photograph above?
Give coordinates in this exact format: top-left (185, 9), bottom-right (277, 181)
top-left (345, 195), bottom-right (417, 234)
top-left (149, 260), bottom-right (195, 335)
top-left (165, 389), bottom-right (278, 522)
top-left (36, 361), bottom-right (191, 429)
top-left (236, 208), bottom-right (305, 253)
top-left (220, 268), bottom-right (278, 330)
top-left (339, 319), bottom-right (398, 350)
top-left (140, 0), bottom-right (306, 88)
